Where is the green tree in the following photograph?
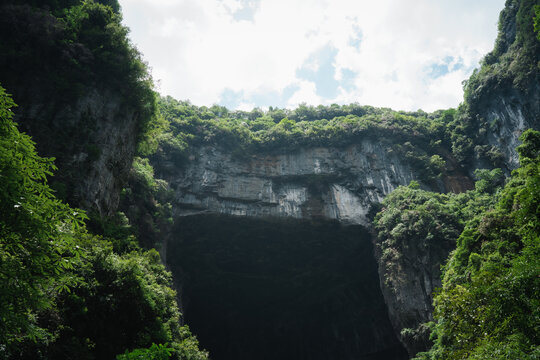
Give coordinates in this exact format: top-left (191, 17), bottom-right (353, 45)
top-left (0, 85), bottom-right (86, 354)
top-left (473, 168), bottom-right (504, 193)
top-left (117, 343), bottom-right (174, 360)
top-left (416, 130), bottom-right (540, 359)
top-left (535, 5), bottom-right (540, 40)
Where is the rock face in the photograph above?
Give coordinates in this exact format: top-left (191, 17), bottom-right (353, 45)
top-left (477, 82), bottom-right (540, 171)
top-left (166, 139), bottom-right (468, 226)
top-left (374, 228), bottom-right (458, 356)
top-left (160, 138), bottom-right (471, 358)
top-left (15, 88), bottom-right (140, 215)
top-left (465, 0), bottom-right (540, 172)
top-left (0, 3), bottom-right (150, 216)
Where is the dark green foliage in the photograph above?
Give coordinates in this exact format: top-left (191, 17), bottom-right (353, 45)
top-left (0, 0), bottom-right (154, 115)
top-left (0, 86), bottom-right (206, 359)
top-left (473, 168), bottom-right (505, 193)
top-left (86, 211), bottom-right (140, 254)
top-left (517, 127), bottom-right (540, 159)
top-left (26, 242), bottom-right (207, 360)
top-left (161, 96), bottom-right (447, 155)
top-left (0, 86), bottom-right (86, 354)
top-left (119, 157), bottom-right (174, 250)
top-left (535, 4), bottom-right (540, 39)
top-left (415, 130), bottom-right (540, 359)
top-left (117, 343), bottom-right (174, 360)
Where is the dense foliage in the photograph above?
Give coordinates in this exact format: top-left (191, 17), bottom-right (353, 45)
top-left (117, 157), bottom-right (174, 251)
top-left (0, 85), bottom-right (86, 353)
top-left (536, 4), bottom-right (540, 39)
top-left (412, 130), bottom-right (540, 359)
top-left (20, 242), bottom-right (208, 360)
top-left (373, 171), bottom-right (501, 353)
top-left (156, 97), bottom-right (445, 154)
top-left (0, 87), bottom-right (207, 359)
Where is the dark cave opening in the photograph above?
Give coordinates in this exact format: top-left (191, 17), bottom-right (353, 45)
top-left (167, 215), bottom-right (408, 360)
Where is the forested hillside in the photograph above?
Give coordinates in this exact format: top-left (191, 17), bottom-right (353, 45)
top-left (0, 0), bottom-right (207, 359)
top-left (418, 129), bottom-right (539, 359)
top-left (374, 1), bottom-right (540, 357)
top-left (0, 0), bottom-right (539, 359)
top-left (375, 130), bottom-right (540, 359)
top-left (0, 0), bottom-right (155, 213)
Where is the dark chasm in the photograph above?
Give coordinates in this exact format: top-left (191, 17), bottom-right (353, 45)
top-left (166, 215), bottom-right (408, 360)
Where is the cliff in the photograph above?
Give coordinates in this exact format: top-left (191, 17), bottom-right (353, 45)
top-left (377, 1), bottom-right (540, 355)
top-left (146, 129), bottom-right (472, 358)
top-left (0, 2), bottom-right (155, 215)
top-left (160, 141), bottom-right (470, 226)
top-left (1, 0), bottom-right (537, 359)
top-left (145, 1), bottom-right (539, 358)
top-left (455, 0), bottom-right (540, 172)
top-left (13, 87), bottom-right (140, 215)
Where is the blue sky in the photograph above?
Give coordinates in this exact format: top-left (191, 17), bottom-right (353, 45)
top-left (120, 0), bottom-right (506, 112)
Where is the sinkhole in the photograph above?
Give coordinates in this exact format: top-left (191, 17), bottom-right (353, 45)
top-left (166, 215), bottom-right (408, 360)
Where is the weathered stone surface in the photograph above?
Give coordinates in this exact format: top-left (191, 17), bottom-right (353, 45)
top-left (482, 85), bottom-right (540, 170)
top-left (166, 140), bottom-right (460, 226)
top-left (374, 232), bottom-right (456, 356)
top-left (16, 88), bottom-right (139, 215)
top-left (158, 138), bottom-right (474, 359)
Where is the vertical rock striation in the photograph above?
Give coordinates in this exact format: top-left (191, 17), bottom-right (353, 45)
top-left (463, 0), bottom-right (540, 172)
top-left (14, 88), bottom-right (140, 215)
top-left (162, 140), bottom-right (467, 226)
top-left (158, 139), bottom-right (471, 358)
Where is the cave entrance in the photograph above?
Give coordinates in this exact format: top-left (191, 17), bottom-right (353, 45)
top-left (167, 215), bottom-right (407, 360)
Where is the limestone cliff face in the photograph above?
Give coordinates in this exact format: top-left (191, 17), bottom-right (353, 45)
top-left (0, 3), bottom-right (152, 216)
top-left (15, 88), bottom-right (140, 215)
top-left (476, 81), bottom-right (540, 171)
top-left (374, 229), bottom-right (456, 356)
top-left (164, 140), bottom-right (467, 226)
top-left (159, 139), bottom-right (471, 359)
top-left (465, 0), bottom-right (540, 172)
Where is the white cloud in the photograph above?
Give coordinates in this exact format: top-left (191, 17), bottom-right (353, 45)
top-left (120, 0), bottom-right (505, 111)
top-left (287, 80), bottom-right (322, 108)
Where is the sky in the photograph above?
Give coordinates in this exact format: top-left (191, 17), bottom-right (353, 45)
top-left (119, 0), bottom-right (506, 112)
